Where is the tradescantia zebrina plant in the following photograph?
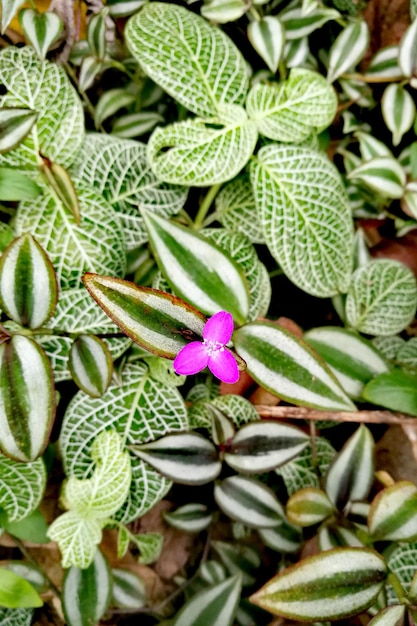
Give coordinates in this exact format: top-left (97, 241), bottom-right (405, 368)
top-left (2, 0), bottom-right (417, 624)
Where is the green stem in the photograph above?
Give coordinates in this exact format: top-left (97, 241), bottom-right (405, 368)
top-left (107, 60), bottom-right (137, 82)
top-left (248, 6), bottom-right (262, 21)
top-left (178, 209), bottom-right (194, 228)
top-left (64, 62), bottom-right (98, 123)
top-left (194, 184), bottom-right (221, 230)
top-left (10, 534), bottom-right (62, 599)
top-left (387, 571), bottom-right (409, 604)
top-left (27, 0), bottom-right (37, 9)
top-left (269, 267), bottom-right (284, 278)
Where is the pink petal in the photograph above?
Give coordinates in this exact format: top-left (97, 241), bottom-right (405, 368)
top-left (173, 342), bottom-right (209, 376)
top-left (208, 348), bottom-right (239, 384)
top-left (203, 311), bottom-right (234, 345)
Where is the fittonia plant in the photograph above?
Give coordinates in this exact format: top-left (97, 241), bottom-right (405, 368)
top-left (1, 0), bottom-right (417, 624)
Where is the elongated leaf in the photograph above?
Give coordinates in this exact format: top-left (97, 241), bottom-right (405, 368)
top-left (69, 335), bottom-right (113, 398)
top-left (0, 233), bottom-right (58, 329)
top-left (398, 17), bottom-right (417, 77)
top-left (346, 259), bottom-right (417, 335)
top-left (250, 547), bottom-right (387, 621)
top-left (368, 481), bottom-right (417, 542)
top-left (125, 2), bottom-right (249, 117)
top-left (258, 521), bottom-right (302, 553)
top-left (148, 105), bottom-right (258, 187)
top-left (382, 83), bottom-right (415, 147)
top-left (1, 0), bottom-right (26, 33)
top-left (2, 562), bottom-right (48, 593)
top-left (325, 424), bottom-right (374, 509)
top-left (224, 421), bottom-right (309, 473)
top-left (94, 89), bottom-right (136, 128)
top-left (131, 432), bottom-right (221, 485)
top-left (286, 487), bottom-right (335, 526)
top-left (327, 20), bottom-right (369, 83)
top-left (251, 144), bottom-right (353, 297)
top-left (248, 16), bottom-right (285, 73)
top-left (201, 0), bottom-right (248, 23)
top-left (234, 321), bottom-right (355, 411)
top-left (142, 211), bottom-right (250, 324)
top-left (363, 369), bottom-right (417, 416)
top-left (211, 541), bottom-right (261, 587)
top-left (163, 503), bottom-right (213, 533)
top-left (355, 131), bottom-right (393, 161)
top-left (19, 9), bottom-right (63, 60)
top-left (348, 157), bottom-right (406, 199)
top-left (112, 111), bottom-right (163, 138)
top-left (62, 550), bottom-right (111, 623)
top-left (318, 524), bottom-right (365, 550)
top-left (0, 335), bottom-right (55, 462)
top-left (112, 568), bottom-right (146, 609)
top-left (0, 47), bottom-right (84, 170)
top-left (366, 45), bottom-right (402, 79)
top-left (216, 176), bottom-right (264, 244)
top-left (368, 605), bottom-right (405, 626)
top-left (0, 455), bottom-right (46, 522)
top-left (40, 159), bottom-right (80, 225)
top-left (280, 7), bottom-right (340, 39)
top-left (0, 108), bottom-right (37, 153)
top-left (246, 69), bottom-right (337, 143)
top-left (173, 574), bottom-right (242, 626)
top-left (0, 168), bottom-right (40, 201)
top-left (0, 569), bottom-right (43, 609)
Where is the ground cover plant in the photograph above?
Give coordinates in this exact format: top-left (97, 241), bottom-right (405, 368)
top-left (2, 0), bottom-right (417, 624)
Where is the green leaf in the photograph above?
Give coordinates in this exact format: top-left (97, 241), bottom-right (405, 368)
top-left (362, 369), bottom-right (417, 416)
top-left (247, 16), bottom-right (285, 73)
top-left (163, 503), bottom-right (213, 533)
top-left (112, 568), bottom-right (146, 609)
top-left (142, 211), bottom-right (250, 324)
top-left (62, 549), bottom-right (111, 624)
top-left (286, 487), bottom-right (335, 526)
top-left (0, 455), bottom-right (46, 522)
top-left (0, 47), bottom-right (84, 170)
top-left (0, 335), bottom-right (55, 462)
top-left (0, 233), bottom-right (58, 329)
top-left (0, 508), bottom-right (49, 544)
top-left (0, 608), bottom-right (34, 626)
top-left (246, 69), bottom-right (337, 143)
top-left (276, 438), bottom-right (335, 496)
top-left (136, 532), bottom-right (163, 564)
top-left (368, 481), bottom-right (417, 542)
top-left (69, 335), bottom-right (113, 398)
top-left (233, 321), bottom-right (355, 411)
top-left (216, 176), bottom-right (265, 244)
top-left (346, 260), bottom-right (417, 335)
top-left (327, 20), bottom-right (369, 83)
top-left (348, 157), bottom-right (406, 199)
top-left (250, 547), bottom-right (387, 621)
top-left (325, 424), bottom-right (374, 509)
top-left (0, 569), bottom-right (43, 609)
top-left (173, 574), bottom-right (242, 626)
top-left (82, 274), bottom-right (206, 359)
top-left (251, 144), bottom-right (353, 297)
top-left (0, 108), bottom-right (38, 153)
top-left (1, 562), bottom-right (48, 593)
top-left (1, 0), bottom-right (26, 33)
top-left (131, 432), bottom-right (221, 485)
top-left (125, 2), bottom-right (249, 117)
top-left (147, 105), bottom-right (258, 187)
top-left (15, 181), bottom-right (126, 290)
top-left (382, 83), bottom-right (416, 146)
top-left (19, 9), bottom-right (63, 60)
top-left (211, 541), bottom-right (261, 587)
top-left (0, 168), bottom-right (41, 201)
top-left (70, 133), bottom-right (188, 252)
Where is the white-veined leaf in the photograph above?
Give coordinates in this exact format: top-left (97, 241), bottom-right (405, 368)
top-left (246, 69), bottom-right (337, 142)
top-left (398, 17), bottom-right (417, 77)
top-left (385, 542), bottom-right (417, 605)
top-left (372, 335), bottom-right (405, 360)
top-left (173, 574), bottom-right (242, 626)
top-left (327, 20), bottom-right (369, 83)
top-left (251, 144), bottom-right (353, 297)
top-left (47, 511), bottom-right (102, 570)
top-left (0, 455), bottom-right (46, 522)
top-left (19, 9), bottom-right (63, 60)
top-left (0, 47), bottom-right (84, 170)
top-left (397, 336), bottom-right (417, 370)
top-left (382, 83), bottom-right (416, 146)
top-left (62, 549), bottom-right (111, 622)
top-left (125, 2), bottom-right (249, 117)
top-left (215, 176), bottom-right (265, 244)
top-left (348, 156), bottom-right (406, 199)
top-left (280, 6), bottom-right (340, 40)
top-left (346, 259), bottom-right (417, 335)
top-left (368, 481), bottom-right (417, 542)
top-left (276, 438), bottom-right (335, 496)
top-left (248, 16), bottom-right (285, 73)
top-left (0, 608), bottom-right (33, 626)
top-left (147, 105), bottom-right (258, 187)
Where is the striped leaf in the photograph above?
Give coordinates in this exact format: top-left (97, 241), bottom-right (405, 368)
top-left (382, 83), bottom-right (416, 146)
top-left (398, 17), bottom-right (417, 78)
top-left (348, 156), bottom-right (406, 199)
top-left (356, 131), bottom-right (393, 160)
top-left (62, 550), bottom-right (111, 624)
top-left (19, 9), bottom-right (63, 60)
top-left (305, 326), bottom-right (390, 399)
top-left (346, 260), bottom-right (417, 336)
top-left (280, 7), bottom-right (340, 40)
top-left (112, 568), bottom-right (146, 609)
top-left (107, 0), bottom-right (145, 17)
top-left (2, 562), bottom-right (48, 593)
top-left (224, 421), bottom-right (309, 473)
top-left (0, 168), bottom-right (40, 201)
top-left (258, 521), bottom-right (302, 553)
top-left (87, 9), bottom-right (108, 60)
top-left (368, 481), bottom-right (417, 542)
top-left (172, 574), bottom-right (242, 626)
top-left (163, 503), bottom-right (213, 533)
top-left (40, 159), bottom-right (80, 225)
top-left (125, 2), bottom-right (249, 117)
top-left (211, 541), bottom-right (261, 587)
top-left (325, 424), bottom-right (374, 510)
top-left (112, 112), bottom-right (163, 139)
top-left (286, 487), bottom-right (335, 526)
top-left (0, 234), bottom-right (58, 329)
top-left (251, 144), bottom-right (354, 297)
top-left (0, 570), bottom-right (43, 609)
top-left (79, 56), bottom-right (102, 92)
top-left (201, 0), bottom-right (248, 23)
top-left (142, 211), bottom-right (250, 324)
top-left (327, 20), bottom-right (369, 83)
top-left (131, 432), bottom-right (221, 485)
top-left (246, 69), bottom-right (337, 143)
top-left (247, 16), bottom-right (285, 73)
top-left (233, 321), bottom-right (355, 411)
top-left (69, 335), bottom-right (113, 398)
top-left (0, 335), bottom-right (55, 462)
top-left (318, 524), bottom-right (365, 550)
top-left (363, 369), bottom-right (417, 416)
top-left (83, 274), bottom-right (206, 358)
top-left (208, 404), bottom-right (235, 446)
top-left (94, 89), bottom-right (136, 128)
top-left (0, 108), bottom-right (37, 153)
top-left (250, 547), bottom-right (387, 621)
top-left (366, 45), bottom-right (402, 79)
top-left (368, 605), bottom-right (406, 626)
top-left (214, 475), bottom-right (285, 528)
top-left (147, 105), bottom-right (258, 186)
top-left (1, 0), bottom-right (26, 33)
top-left (0, 456), bottom-right (46, 522)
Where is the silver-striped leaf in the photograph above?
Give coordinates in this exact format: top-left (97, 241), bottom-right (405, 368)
top-left (1, 0), bottom-right (26, 33)
top-left (251, 144), bottom-right (354, 297)
top-left (111, 568), bottom-right (146, 609)
top-left (142, 211), bottom-right (250, 324)
top-left (0, 108), bottom-right (38, 153)
top-left (398, 17), bottom-right (417, 78)
top-left (348, 157), bottom-right (406, 199)
top-left (163, 503), bottom-right (213, 533)
top-left (94, 89), bottom-right (136, 128)
top-left (125, 2), bottom-right (249, 117)
top-left (233, 321), bottom-right (355, 411)
top-left (327, 20), bottom-right (369, 83)
top-left (258, 521), bottom-right (302, 553)
top-left (382, 83), bottom-right (416, 147)
top-left (368, 481), bottom-right (417, 542)
top-left (87, 9), bottom-right (107, 60)
top-left (69, 335), bottom-right (113, 398)
top-left (366, 45), bottom-right (402, 79)
top-left (224, 421), bottom-right (309, 473)
top-left (214, 475), bottom-right (285, 528)
top-left (286, 487), bottom-right (334, 526)
top-left (112, 112), bottom-right (164, 139)
top-left (318, 524), bottom-right (365, 550)
top-left (19, 9), bottom-right (63, 60)
top-left (0, 335), bottom-right (55, 462)
top-left (368, 605), bottom-right (406, 626)
top-left (131, 432), bottom-right (221, 485)
top-left (247, 16), bottom-right (285, 73)
top-left (250, 547), bottom-right (387, 621)
top-left (0, 233), bottom-right (58, 329)
top-left (280, 6), bottom-right (340, 40)
top-left (40, 159), bottom-right (80, 225)
top-left (211, 541), bottom-right (261, 587)
top-left (201, 0), bottom-right (248, 23)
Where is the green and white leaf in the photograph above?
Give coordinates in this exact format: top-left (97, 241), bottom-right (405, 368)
top-left (69, 335), bottom-right (113, 398)
top-left (385, 542), bottom-right (417, 604)
top-left (112, 568), bottom-right (146, 609)
top-left (15, 181), bottom-right (126, 290)
top-left (398, 17), bottom-right (417, 78)
top-left (1, 0), bottom-right (26, 33)
top-left (0, 455), bottom-right (46, 522)
top-left (382, 83), bottom-right (416, 146)
top-left (397, 337), bottom-right (417, 371)
top-left (188, 394), bottom-right (259, 430)
top-left (215, 176), bottom-right (265, 244)
top-left (47, 511), bottom-right (103, 569)
top-left (366, 45), bottom-right (402, 79)
top-left (62, 549), bottom-right (111, 622)
top-left (70, 133), bottom-right (187, 251)
top-left (286, 487), bottom-right (335, 526)
top-left (94, 89), bottom-right (136, 128)
top-left (0, 47), bottom-right (84, 170)
top-left (276, 438), bottom-right (336, 496)
top-left (372, 335), bottom-right (405, 361)
top-left (147, 105), bottom-right (258, 187)
top-left (163, 503), bottom-right (213, 533)
top-left (368, 605), bottom-right (406, 626)
top-left (318, 524), bottom-right (365, 551)
top-left (0, 608), bottom-right (34, 626)
top-left (280, 6), bottom-right (340, 40)
top-left (246, 69), bottom-right (337, 143)
top-left (234, 321), bottom-right (355, 411)
top-left (0, 108), bottom-right (38, 153)
top-left (247, 16), bottom-right (285, 73)
top-left (201, 0), bottom-right (248, 23)
top-left (258, 520), bottom-right (302, 554)
top-left (134, 532), bottom-right (163, 565)
top-left (327, 20), bottom-right (370, 83)
top-left (251, 144), bottom-right (353, 297)
top-left (368, 481), bottom-right (417, 542)
top-left (348, 157), bottom-right (406, 199)
top-left (355, 131), bottom-right (393, 161)
top-left (211, 541), bottom-right (261, 587)
top-left (19, 9), bottom-right (63, 60)
top-left (125, 2), bottom-right (249, 117)
top-left (346, 259), bottom-right (417, 335)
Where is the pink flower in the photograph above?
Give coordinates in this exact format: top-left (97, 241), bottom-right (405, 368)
top-left (173, 310), bottom-right (239, 384)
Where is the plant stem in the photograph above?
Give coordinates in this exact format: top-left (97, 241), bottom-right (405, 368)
top-left (64, 62), bottom-right (98, 122)
top-left (269, 267), bottom-right (284, 278)
top-left (194, 184), bottom-right (221, 230)
top-left (255, 405), bottom-right (417, 425)
top-left (10, 534), bottom-right (62, 600)
top-left (387, 571), bottom-right (409, 604)
top-left (248, 6), bottom-right (261, 21)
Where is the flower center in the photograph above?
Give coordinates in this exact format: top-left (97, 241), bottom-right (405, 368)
top-left (203, 339), bottom-right (225, 357)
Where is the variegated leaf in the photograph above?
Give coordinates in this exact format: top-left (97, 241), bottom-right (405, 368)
top-left (0, 454), bottom-right (46, 522)
top-left (188, 394), bottom-right (259, 430)
top-left (366, 45), bottom-right (402, 79)
top-left (280, 6), bottom-right (340, 39)
top-left (258, 521), bottom-right (302, 554)
top-left (368, 481), bottom-right (417, 542)
top-left (0, 108), bottom-right (37, 153)
top-left (62, 550), bottom-right (111, 621)
top-left (201, 0), bottom-right (248, 23)
top-left (173, 574), bottom-right (242, 626)
top-left (348, 157), bottom-right (406, 199)
top-left (398, 17), bottom-right (417, 78)
top-left (47, 511), bottom-right (102, 570)
top-left (286, 487), bottom-right (335, 526)
top-left (125, 2), bottom-right (249, 117)
top-left (163, 503), bottom-right (213, 533)
top-left (382, 83), bottom-right (416, 147)
top-left (251, 144), bottom-right (354, 297)
top-left (327, 20), bottom-right (369, 83)
top-left (211, 542), bottom-right (261, 587)
top-left (397, 337), bottom-right (417, 371)
top-left (215, 176), bottom-right (265, 244)
top-left (0, 608), bottom-right (34, 626)
top-left (385, 542), bottom-right (417, 605)
top-left (111, 111), bottom-right (164, 138)
top-left (247, 16), bottom-right (285, 73)
top-left (69, 335), bottom-right (113, 398)
top-left (19, 9), bottom-right (63, 60)
top-left (1, 0), bottom-right (26, 33)
top-left (147, 105), bottom-right (258, 187)
top-left (0, 47), bottom-right (84, 170)
top-left (372, 335), bottom-right (405, 360)
top-left (112, 568), bottom-right (146, 609)
top-left (368, 606), bottom-right (406, 626)
top-left (276, 438), bottom-right (335, 496)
